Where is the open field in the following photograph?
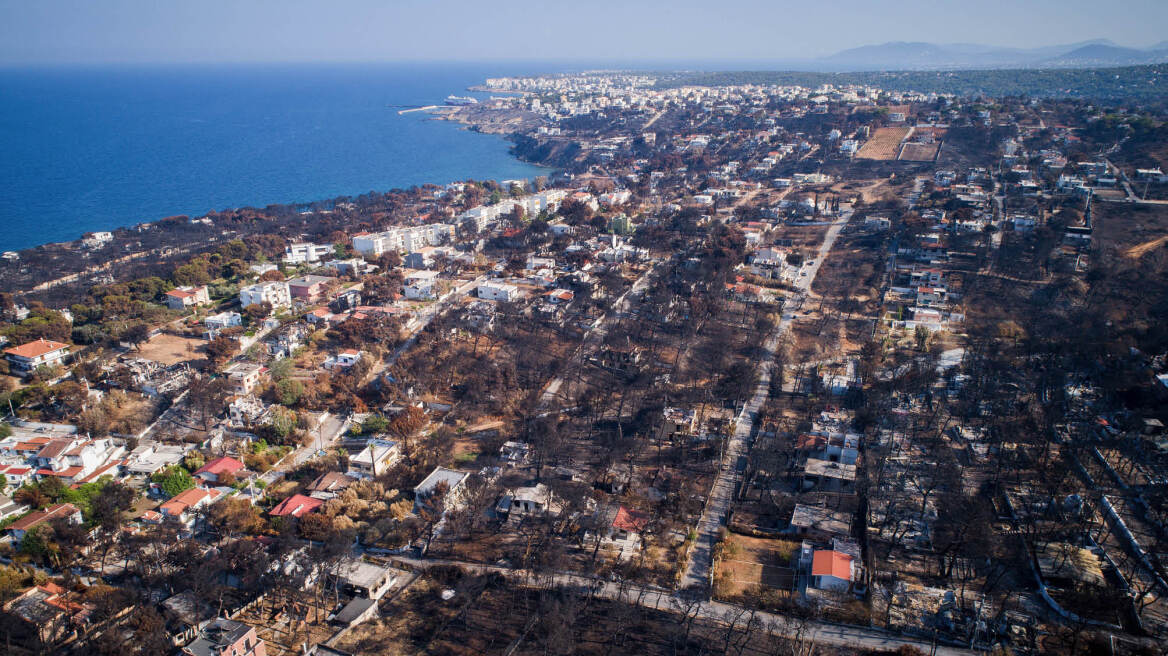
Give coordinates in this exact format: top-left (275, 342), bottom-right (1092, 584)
top-left (714, 532), bottom-right (798, 598)
top-left (831, 178), bottom-right (894, 204)
top-left (136, 332), bottom-right (207, 366)
top-left (855, 127), bottom-right (910, 161)
top-left (898, 142), bottom-right (940, 162)
top-left (1097, 201), bottom-right (1168, 250)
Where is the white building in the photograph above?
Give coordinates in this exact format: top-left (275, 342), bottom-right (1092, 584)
top-left (164, 285), bottom-right (210, 311)
top-left (239, 281), bottom-right (291, 309)
top-left (807, 547), bottom-right (856, 593)
top-left (352, 224), bottom-right (456, 257)
top-left (414, 466), bottom-right (469, 512)
top-left (204, 311), bottom-right (242, 339)
top-left (283, 242), bottom-right (333, 264)
top-left (228, 395), bottom-right (269, 426)
top-left (404, 271), bottom-right (440, 300)
top-left (324, 349), bottom-right (364, 370)
top-left (477, 282), bottom-right (520, 302)
top-left (224, 362), bottom-right (266, 395)
top-left (4, 339), bottom-right (70, 373)
top-left (457, 190), bottom-right (567, 232)
top-left (348, 439), bottom-right (401, 479)
top-left (81, 231), bottom-right (113, 249)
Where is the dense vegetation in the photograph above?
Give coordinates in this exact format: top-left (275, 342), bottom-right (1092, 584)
top-left (658, 64), bottom-right (1168, 105)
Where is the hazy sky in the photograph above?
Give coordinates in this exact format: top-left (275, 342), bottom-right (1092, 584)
top-left (2, 0), bottom-right (1166, 65)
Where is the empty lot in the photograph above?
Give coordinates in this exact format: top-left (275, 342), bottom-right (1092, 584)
top-left (714, 532), bottom-right (798, 599)
top-left (136, 332), bottom-right (207, 367)
top-left (855, 127), bottom-right (911, 161)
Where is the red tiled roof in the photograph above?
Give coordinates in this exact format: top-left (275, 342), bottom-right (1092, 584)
top-left (35, 438), bottom-right (74, 460)
top-left (811, 550), bottom-right (853, 580)
top-left (612, 506), bottom-right (649, 533)
top-left (39, 581), bottom-right (67, 596)
top-left (65, 440), bottom-right (95, 457)
top-left (36, 466), bottom-right (83, 478)
top-left (71, 460), bottom-right (124, 486)
top-left (160, 487), bottom-right (220, 516)
top-left (306, 471), bottom-right (353, 493)
top-left (269, 494), bottom-right (323, 518)
top-left (8, 503), bottom-right (80, 532)
top-left (5, 338), bottom-right (69, 359)
top-left (194, 456), bottom-right (244, 477)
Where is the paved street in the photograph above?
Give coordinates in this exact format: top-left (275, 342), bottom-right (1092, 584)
top-left (393, 554), bottom-right (975, 656)
top-left (383, 274), bottom-right (487, 371)
top-left (538, 263), bottom-right (661, 409)
top-left (679, 211), bottom-right (851, 591)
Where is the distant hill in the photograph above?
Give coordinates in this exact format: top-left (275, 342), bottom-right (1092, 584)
top-left (813, 39), bottom-right (1168, 72)
top-left (1039, 44), bottom-right (1168, 68)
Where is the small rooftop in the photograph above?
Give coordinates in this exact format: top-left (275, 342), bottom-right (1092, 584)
top-left (182, 618), bottom-right (255, 656)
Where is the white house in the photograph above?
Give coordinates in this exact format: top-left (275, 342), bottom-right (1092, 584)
top-left (352, 224), bottom-right (455, 257)
top-left (159, 487), bottom-right (222, 528)
top-left (404, 271), bottom-right (440, 300)
top-left (348, 439), bottom-right (401, 478)
top-left (7, 503), bottom-right (82, 542)
top-left (4, 339), bottom-right (70, 373)
top-left (414, 467), bottom-right (469, 512)
top-left (81, 232), bottom-right (113, 249)
top-left (324, 349), bottom-right (364, 371)
top-left (239, 281), bottom-right (291, 309)
top-left (164, 286), bottom-right (210, 311)
top-left (43, 436), bottom-right (123, 481)
top-left (0, 494), bottom-right (27, 522)
top-left (283, 242), bottom-right (333, 264)
top-left (477, 282), bottom-right (520, 302)
top-left (808, 548), bottom-right (856, 593)
top-left (498, 483), bottom-right (560, 516)
top-left (204, 311), bottom-right (242, 339)
top-left (228, 395), bottom-right (269, 426)
top-left (223, 362), bottom-right (266, 395)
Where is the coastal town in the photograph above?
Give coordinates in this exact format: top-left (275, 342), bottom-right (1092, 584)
top-left (0, 68), bottom-right (1164, 656)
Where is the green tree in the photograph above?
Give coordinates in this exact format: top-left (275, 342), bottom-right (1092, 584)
top-left (269, 405), bottom-right (297, 440)
top-left (360, 414), bottom-right (389, 435)
top-left (152, 466), bottom-right (195, 498)
top-left (276, 378), bottom-right (304, 406)
top-left (90, 482), bottom-right (136, 531)
top-left (19, 524), bottom-right (59, 565)
top-left (269, 358), bottom-right (293, 381)
top-left (914, 324), bottom-right (931, 351)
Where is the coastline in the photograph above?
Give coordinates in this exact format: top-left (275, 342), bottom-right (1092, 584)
top-left (0, 89), bottom-right (559, 303)
top-left (0, 63), bottom-right (550, 254)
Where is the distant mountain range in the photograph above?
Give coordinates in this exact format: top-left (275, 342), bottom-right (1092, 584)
top-left (811, 39), bottom-right (1168, 71)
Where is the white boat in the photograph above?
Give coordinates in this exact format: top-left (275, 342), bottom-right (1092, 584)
top-left (445, 95), bottom-right (479, 106)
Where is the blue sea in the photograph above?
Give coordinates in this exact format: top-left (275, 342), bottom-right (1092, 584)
top-left (0, 63), bottom-right (552, 251)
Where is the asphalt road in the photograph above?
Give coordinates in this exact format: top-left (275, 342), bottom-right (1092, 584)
top-left (537, 263), bottom-right (661, 409)
top-left (678, 212), bottom-right (851, 592)
top-left (393, 554), bottom-right (976, 656)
